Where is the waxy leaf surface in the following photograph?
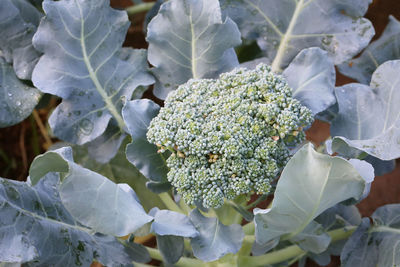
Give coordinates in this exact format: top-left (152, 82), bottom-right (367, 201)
top-left (0, 173), bottom-right (150, 267)
top-left (255, 144), bottom-right (365, 245)
top-left (29, 147), bottom-right (153, 236)
top-left (0, 0), bottom-right (42, 79)
top-left (147, 0), bottom-right (241, 99)
top-left (32, 0), bottom-right (154, 145)
top-left (0, 57), bottom-right (40, 127)
top-left (339, 16), bottom-right (400, 84)
top-left (189, 209), bottom-right (244, 262)
top-left (332, 60), bottom-right (400, 160)
top-left (283, 47), bottom-right (336, 115)
top-left (221, 0), bottom-right (374, 72)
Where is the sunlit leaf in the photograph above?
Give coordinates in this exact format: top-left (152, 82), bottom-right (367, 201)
top-left (255, 144), bottom-right (365, 247)
top-left (32, 0), bottom-right (154, 145)
top-left (331, 60), bottom-right (400, 160)
top-left (283, 47), bottom-right (336, 115)
top-left (222, 0), bottom-right (374, 72)
top-left (147, 0), bottom-right (241, 99)
top-left (338, 16), bottom-right (400, 84)
top-left (29, 147), bottom-right (153, 236)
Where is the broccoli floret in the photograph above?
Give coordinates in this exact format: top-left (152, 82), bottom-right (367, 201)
top-left (147, 64), bottom-right (314, 208)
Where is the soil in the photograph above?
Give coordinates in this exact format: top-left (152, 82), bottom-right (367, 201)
top-left (0, 0), bottom-right (399, 266)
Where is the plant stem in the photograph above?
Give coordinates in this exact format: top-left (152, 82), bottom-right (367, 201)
top-left (243, 221), bottom-right (255, 235)
top-left (29, 115), bottom-right (40, 156)
top-left (32, 109), bottom-right (53, 149)
top-left (158, 192), bottom-right (185, 214)
top-left (240, 226), bottom-right (356, 266)
top-left (146, 247), bottom-right (203, 267)
top-left (126, 2), bottom-right (155, 16)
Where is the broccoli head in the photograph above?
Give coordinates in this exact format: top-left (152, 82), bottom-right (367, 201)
top-left (147, 64), bottom-right (314, 208)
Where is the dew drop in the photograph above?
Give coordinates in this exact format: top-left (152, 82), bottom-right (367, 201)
top-left (7, 93), bottom-right (12, 97)
top-left (79, 118), bottom-right (94, 135)
top-left (16, 101), bottom-right (21, 106)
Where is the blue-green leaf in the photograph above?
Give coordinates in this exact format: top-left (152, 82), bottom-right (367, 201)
top-left (32, 0), bottom-right (154, 145)
top-left (283, 47), bottom-right (336, 115)
top-left (221, 0), bottom-right (374, 72)
top-left (338, 16), bottom-right (400, 84)
top-left (331, 60), bottom-right (400, 160)
top-left (85, 121), bottom-right (126, 164)
top-left (341, 204), bottom-right (400, 267)
top-left (156, 235), bottom-right (184, 264)
top-left (70, 138), bottom-right (166, 212)
top-left (150, 207), bottom-right (198, 237)
top-left (147, 0), bottom-right (241, 99)
top-left (0, 173), bottom-right (150, 266)
top-left (0, 57), bottom-right (41, 127)
top-left (123, 99), bottom-right (169, 186)
top-left (0, 0), bottom-right (42, 80)
top-left (29, 147), bottom-right (153, 236)
top-left (189, 209), bottom-right (244, 262)
top-left (255, 143), bottom-right (365, 246)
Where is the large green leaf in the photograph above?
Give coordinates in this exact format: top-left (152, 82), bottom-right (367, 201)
top-left (339, 16), bottom-right (400, 84)
top-left (71, 138), bottom-right (166, 212)
top-left (341, 204), bottom-right (400, 267)
top-left (221, 0), bottom-right (374, 72)
top-left (0, 173), bottom-right (150, 266)
top-left (123, 99), bottom-right (170, 189)
top-left (147, 0), bottom-right (242, 99)
top-left (331, 60), bottom-right (400, 160)
top-left (254, 144), bottom-right (365, 247)
top-left (0, 57), bottom-right (40, 127)
top-left (189, 209), bottom-right (244, 262)
top-left (282, 47), bottom-right (336, 115)
top-left (29, 147), bottom-right (153, 236)
top-left (32, 0), bottom-right (154, 145)
top-left (0, 0), bottom-right (42, 80)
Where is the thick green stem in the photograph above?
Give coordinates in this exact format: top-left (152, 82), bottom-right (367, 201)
top-left (126, 2), bottom-right (155, 16)
top-left (146, 247), bottom-right (203, 267)
top-left (243, 221), bottom-right (255, 235)
top-left (158, 192), bottom-right (185, 214)
top-left (240, 226), bottom-right (356, 266)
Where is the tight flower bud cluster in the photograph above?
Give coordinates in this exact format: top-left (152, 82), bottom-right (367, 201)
top-left (147, 64), bottom-right (314, 208)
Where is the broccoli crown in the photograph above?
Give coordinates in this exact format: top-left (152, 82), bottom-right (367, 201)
top-left (147, 64), bottom-right (313, 208)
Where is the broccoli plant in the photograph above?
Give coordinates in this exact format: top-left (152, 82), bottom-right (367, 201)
top-left (0, 0), bottom-right (400, 266)
top-left (147, 65), bottom-right (313, 208)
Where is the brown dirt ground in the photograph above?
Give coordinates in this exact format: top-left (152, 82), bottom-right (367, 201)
top-left (0, 0), bottom-right (399, 266)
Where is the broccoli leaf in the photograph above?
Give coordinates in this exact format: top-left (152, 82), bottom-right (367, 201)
top-left (221, 0), bottom-right (374, 72)
top-left (283, 47), bottom-right (336, 115)
top-left (149, 207), bottom-right (199, 237)
top-left (0, 173), bottom-right (150, 266)
top-left (189, 209), bottom-right (244, 262)
top-left (123, 99), bottom-right (170, 189)
top-left (32, 0), bottom-right (154, 145)
top-left (29, 146), bottom-right (153, 236)
top-left (331, 60), bottom-right (400, 160)
top-left (0, 0), bottom-right (42, 80)
top-left (147, 0), bottom-right (241, 99)
top-left (338, 16), bottom-right (400, 84)
top-left (71, 138), bottom-right (166, 212)
top-left (0, 57), bottom-right (41, 127)
top-left (341, 204), bottom-right (400, 267)
top-left (156, 235), bottom-right (184, 264)
top-left (255, 143), bottom-right (365, 247)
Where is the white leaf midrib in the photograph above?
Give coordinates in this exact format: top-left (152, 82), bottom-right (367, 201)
top-left (76, 1), bottom-right (125, 131)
